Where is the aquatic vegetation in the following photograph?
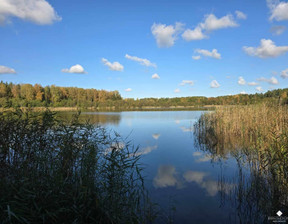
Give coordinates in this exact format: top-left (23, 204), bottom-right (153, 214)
top-left (0, 109), bottom-right (155, 223)
top-left (194, 104), bottom-right (288, 222)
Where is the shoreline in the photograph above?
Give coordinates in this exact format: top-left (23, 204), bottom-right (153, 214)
top-left (0, 105), bottom-right (218, 112)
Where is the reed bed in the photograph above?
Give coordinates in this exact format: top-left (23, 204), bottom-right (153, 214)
top-left (195, 104), bottom-right (288, 222)
top-left (195, 104), bottom-right (288, 220)
top-left (195, 104), bottom-right (288, 154)
top-left (0, 109), bottom-right (155, 224)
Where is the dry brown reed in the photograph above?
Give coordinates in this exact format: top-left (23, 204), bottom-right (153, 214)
top-left (195, 104), bottom-right (288, 153)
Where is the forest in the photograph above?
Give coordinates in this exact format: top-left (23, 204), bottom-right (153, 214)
top-left (0, 81), bottom-right (288, 109)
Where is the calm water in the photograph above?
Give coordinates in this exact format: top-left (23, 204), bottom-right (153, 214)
top-left (60, 111), bottom-right (280, 223)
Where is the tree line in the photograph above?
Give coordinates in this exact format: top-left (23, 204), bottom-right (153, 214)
top-left (0, 81), bottom-right (287, 108)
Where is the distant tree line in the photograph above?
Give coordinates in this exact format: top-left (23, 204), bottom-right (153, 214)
top-left (0, 82), bottom-right (122, 108)
top-left (0, 81), bottom-right (288, 108)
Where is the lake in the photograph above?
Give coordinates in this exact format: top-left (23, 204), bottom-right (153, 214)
top-left (60, 110), bottom-right (280, 224)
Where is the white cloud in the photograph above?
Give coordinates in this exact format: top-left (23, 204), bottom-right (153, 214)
top-left (270, 76), bottom-right (279, 84)
top-left (0, 0), bottom-right (61, 25)
top-left (238, 76), bottom-right (246, 85)
top-left (152, 134), bottom-right (160, 140)
top-left (268, 0), bottom-right (288, 21)
top-left (235, 10), bottom-right (247, 20)
top-left (248, 82), bottom-right (259, 86)
top-left (270, 25), bottom-right (286, 35)
top-left (125, 54), bottom-right (156, 67)
top-left (152, 73), bottom-right (160, 79)
top-left (151, 22), bottom-right (184, 48)
top-left (210, 80), bottom-right (220, 88)
top-left (193, 151), bottom-right (202, 156)
top-left (125, 88), bottom-right (132, 92)
top-left (243, 39), bottom-right (288, 58)
top-left (183, 171), bottom-right (220, 196)
top-left (183, 171), bottom-right (208, 184)
top-left (153, 165), bottom-right (183, 188)
top-left (240, 91), bottom-right (247, 94)
top-left (281, 68), bottom-right (288, 78)
top-left (182, 26), bottom-right (207, 41)
top-left (61, 64), bottom-right (87, 74)
top-left (195, 49), bottom-right (221, 59)
top-left (192, 55), bottom-right (201, 60)
top-left (0, 65), bottom-right (16, 74)
top-left (256, 86), bottom-right (264, 92)
top-left (102, 58), bottom-right (124, 71)
top-left (134, 145), bottom-right (157, 156)
top-left (180, 80), bottom-right (194, 86)
top-left (200, 14), bottom-right (238, 31)
top-left (180, 126), bottom-right (193, 132)
top-left (174, 88), bottom-right (180, 93)
top-left (257, 76), bottom-right (279, 85)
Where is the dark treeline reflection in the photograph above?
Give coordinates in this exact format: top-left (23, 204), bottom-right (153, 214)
top-left (57, 112), bottom-right (121, 126)
top-left (194, 104), bottom-right (288, 223)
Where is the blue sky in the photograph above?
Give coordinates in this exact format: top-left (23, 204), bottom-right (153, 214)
top-left (0, 0), bottom-right (288, 98)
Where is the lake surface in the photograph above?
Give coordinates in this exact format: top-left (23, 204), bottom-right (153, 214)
top-left (61, 110), bottom-right (280, 223)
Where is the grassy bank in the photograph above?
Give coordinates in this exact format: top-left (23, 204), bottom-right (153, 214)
top-left (0, 109), bottom-right (155, 223)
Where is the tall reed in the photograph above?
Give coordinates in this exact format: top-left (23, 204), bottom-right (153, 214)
top-left (0, 109), bottom-right (155, 223)
top-left (195, 104), bottom-right (288, 222)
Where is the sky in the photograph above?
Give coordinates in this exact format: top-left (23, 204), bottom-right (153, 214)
top-left (0, 0), bottom-right (288, 99)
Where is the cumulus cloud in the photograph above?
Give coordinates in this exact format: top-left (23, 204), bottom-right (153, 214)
top-left (267, 0), bottom-right (288, 21)
top-left (125, 54), bottom-right (156, 67)
top-left (240, 91), bottom-right (247, 94)
top-left (182, 26), bottom-right (207, 41)
top-left (248, 82), bottom-right (259, 86)
top-left (0, 65), bottom-right (16, 74)
top-left (180, 80), bottom-right (194, 86)
top-left (174, 88), bottom-right (180, 93)
top-left (235, 10), bottom-right (247, 20)
top-left (134, 145), bottom-right (157, 156)
top-left (153, 165), bottom-right (183, 188)
top-left (183, 171), bottom-right (208, 184)
top-left (0, 0), bottom-right (61, 25)
top-left (152, 134), bottom-right (160, 140)
top-left (152, 73), bottom-right (160, 79)
top-left (61, 64), bottom-right (87, 74)
top-left (281, 68), bottom-right (288, 78)
top-left (243, 39), bottom-right (288, 58)
top-left (238, 76), bottom-right (246, 85)
top-left (199, 14), bottom-right (238, 31)
top-left (180, 126), bottom-right (193, 132)
top-left (151, 22), bottom-right (184, 48)
top-left (182, 12), bottom-right (242, 42)
top-left (256, 86), bottom-right (264, 92)
top-left (183, 171), bottom-right (220, 196)
top-left (270, 25), bottom-right (286, 35)
top-left (102, 58), bottom-right (124, 71)
top-left (257, 76), bottom-right (279, 84)
top-left (210, 80), bottom-right (220, 88)
top-left (195, 49), bottom-right (221, 59)
top-left (125, 88), bottom-right (132, 92)
top-left (192, 55), bottom-right (201, 60)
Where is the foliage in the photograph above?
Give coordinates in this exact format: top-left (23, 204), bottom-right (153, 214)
top-left (1, 81), bottom-right (288, 109)
top-left (0, 109), bottom-right (155, 223)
